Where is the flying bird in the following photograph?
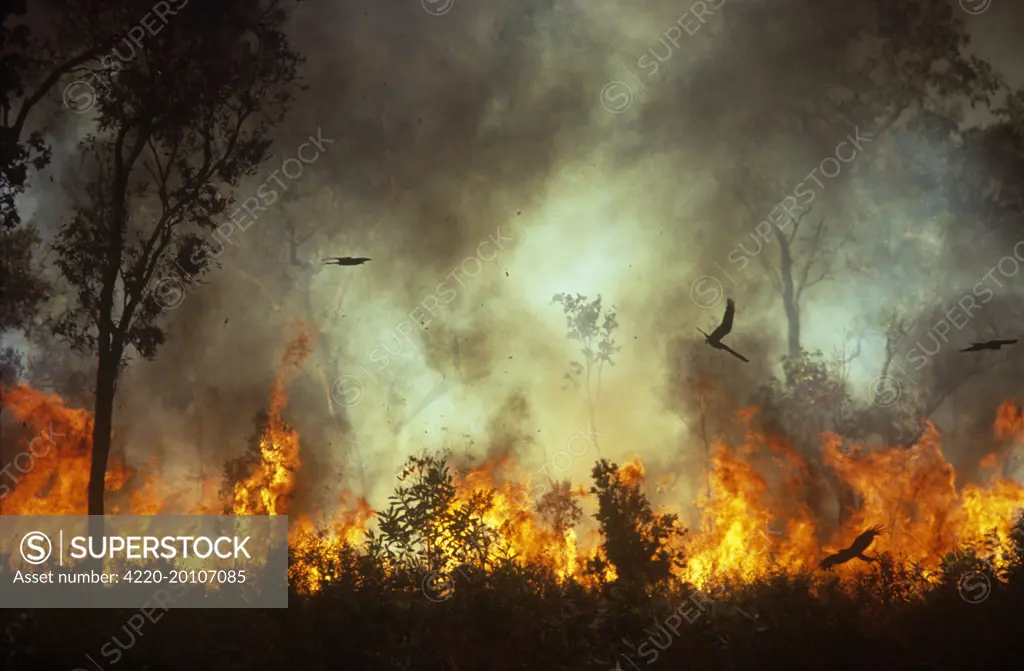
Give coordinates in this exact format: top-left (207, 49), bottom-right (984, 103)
top-left (697, 298), bottom-right (750, 362)
top-left (959, 339), bottom-right (1017, 352)
top-left (323, 257), bottom-right (371, 266)
top-left (819, 524), bottom-right (885, 570)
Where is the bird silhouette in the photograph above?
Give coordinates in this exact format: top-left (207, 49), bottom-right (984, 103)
top-left (697, 298), bottom-right (750, 362)
top-left (323, 257), bottom-right (370, 266)
top-left (959, 339), bottom-right (1017, 352)
top-left (819, 524), bottom-right (885, 570)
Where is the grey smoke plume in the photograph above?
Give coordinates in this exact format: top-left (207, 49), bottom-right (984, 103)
top-left (7, 0), bottom-right (1024, 515)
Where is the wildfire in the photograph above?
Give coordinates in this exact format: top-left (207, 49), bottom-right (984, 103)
top-left (230, 328), bottom-right (310, 516)
top-left (0, 385), bottom-right (133, 514)
top-left (2, 336), bottom-right (1023, 596)
top-left (289, 493), bottom-right (376, 594)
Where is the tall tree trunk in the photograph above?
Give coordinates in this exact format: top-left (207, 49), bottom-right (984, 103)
top-left (89, 126), bottom-right (133, 516)
top-left (88, 351), bottom-right (118, 515)
top-left (774, 226), bottom-right (854, 527)
top-left (773, 225), bottom-right (801, 360)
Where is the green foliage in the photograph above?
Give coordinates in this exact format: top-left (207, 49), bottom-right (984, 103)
top-left (370, 454), bottom-right (495, 573)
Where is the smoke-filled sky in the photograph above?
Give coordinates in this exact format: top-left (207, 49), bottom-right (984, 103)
top-left (7, 0), bottom-right (1024, 515)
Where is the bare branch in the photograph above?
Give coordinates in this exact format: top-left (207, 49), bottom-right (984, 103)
top-left (9, 37), bottom-right (119, 139)
top-left (787, 206), bottom-right (812, 244)
top-left (795, 216), bottom-right (829, 301)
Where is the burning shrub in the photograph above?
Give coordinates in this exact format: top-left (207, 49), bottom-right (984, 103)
top-left (587, 459), bottom-right (686, 592)
top-left (370, 454), bottom-right (495, 577)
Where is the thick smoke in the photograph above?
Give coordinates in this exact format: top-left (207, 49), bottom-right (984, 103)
top-left (6, 0), bottom-right (1024, 516)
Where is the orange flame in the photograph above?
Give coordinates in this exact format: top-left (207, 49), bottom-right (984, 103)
top-left (3, 343), bottom-right (1023, 596)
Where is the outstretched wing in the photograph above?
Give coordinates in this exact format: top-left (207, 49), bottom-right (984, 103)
top-left (324, 257), bottom-right (371, 266)
top-left (709, 298), bottom-right (735, 341)
top-left (959, 343), bottom-right (984, 352)
top-left (993, 339), bottom-right (1018, 346)
top-left (847, 524), bottom-right (885, 554)
top-left (819, 549), bottom-right (852, 570)
top-left (718, 342), bottom-right (749, 363)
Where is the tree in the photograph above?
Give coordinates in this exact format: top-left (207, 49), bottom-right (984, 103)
top-left (552, 293), bottom-right (620, 458)
top-left (587, 459), bottom-right (685, 592)
top-left (0, 1), bottom-right (119, 331)
top-left (221, 409), bottom-right (273, 513)
top-left (758, 349), bottom-right (857, 527)
top-left (536, 479), bottom-right (583, 537)
top-left (369, 454), bottom-right (494, 575)
top-left (48, 0), bottom-right (303, 514)
top-left (687, 0), bottom-right (1005, 358)
top-left (670, 343), bottom-right (733, 505)
top-left (735, 174), bottom-right (849, 361)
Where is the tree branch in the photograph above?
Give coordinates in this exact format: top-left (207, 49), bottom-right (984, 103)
top-left (9, 38), bottom-right (117, 139)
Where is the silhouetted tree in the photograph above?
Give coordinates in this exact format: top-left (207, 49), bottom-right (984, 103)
top-left (552, 293), bottom-right (620, 457)
top-left (220, 409), bottom-right (272, 511)
top-left (370, 454), bottom-right (494, 574)
top-left (759, 349), bottom-right (858, 528)
top-left (536, 480), bottom-right (583, 537)
top-left (587, 459), bottom-right (685, 592)
top-left (47, 0), bottom-right (302, 514)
